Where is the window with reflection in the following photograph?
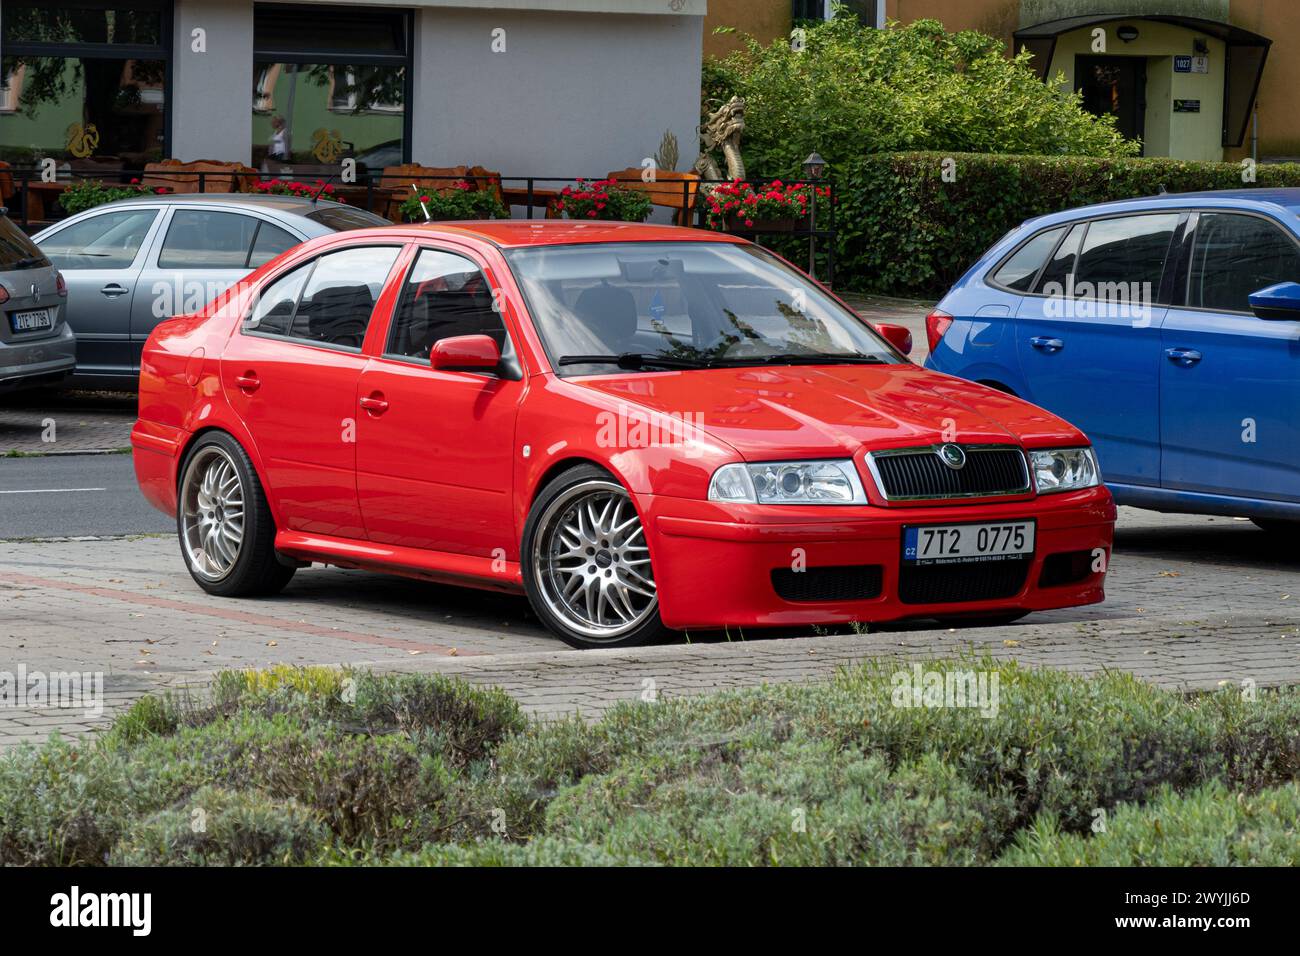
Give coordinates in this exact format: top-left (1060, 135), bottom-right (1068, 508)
top-left (0, 2), bottom-right (169, 167)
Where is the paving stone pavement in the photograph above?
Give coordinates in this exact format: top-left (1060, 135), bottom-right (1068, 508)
top-left (0, 391), bottom-right (135, 456)
top-left (2, 507), bottom-right (1297, 748)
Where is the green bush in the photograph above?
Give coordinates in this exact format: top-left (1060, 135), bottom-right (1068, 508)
top-left (827, 151), bottom-right (1300, 295)
top-left (705, 17), bottom-right (1136, 170)
top-left (3, 663), bottom-right (1299, 866)
top-left (1001, 780), bottom-right (1300, 866)
top-left (110, 786), bottom-right (328, 866)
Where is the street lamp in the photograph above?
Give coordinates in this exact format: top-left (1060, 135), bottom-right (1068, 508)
top-left (802, 152), bottom-right (826, 279)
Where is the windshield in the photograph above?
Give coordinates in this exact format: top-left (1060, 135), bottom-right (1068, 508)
top-left (305, 205), bottom-right (391, 231)
top-left (503, 242), bottom-right (899, 375)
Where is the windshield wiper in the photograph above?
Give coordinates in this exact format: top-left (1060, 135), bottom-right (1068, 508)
top-left (713, 353), bottom-right (887, 367)
top-left (557, 353), bottom-right (711, 371)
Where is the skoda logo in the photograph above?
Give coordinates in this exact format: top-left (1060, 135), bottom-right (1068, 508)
top-left (938, 443), bottom-right (967, 470)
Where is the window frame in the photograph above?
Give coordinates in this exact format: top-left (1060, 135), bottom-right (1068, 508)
top-left (239, 241), bottom-right (405, 355)
top-left (37, 204), bottom-right (164, 271)
top-left (1175, 208), bottom-right (1300, 316)
top-left (156, 208), bottom-right (296, 272)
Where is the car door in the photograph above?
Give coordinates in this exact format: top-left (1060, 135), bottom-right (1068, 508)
top-left (221, 242), bottom-right (404, 538)
top-left (355, 243), bottom-right (525, 557)
top-left (134, 206), bottom-right (303, 374)
top-left (1014, 211), bottom-right (1181, 486)
top-left (35, 205), bottom-right (164, 377)
top-left (1158, 210), bottom-right (1300, 502)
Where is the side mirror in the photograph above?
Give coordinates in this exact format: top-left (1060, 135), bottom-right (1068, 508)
top-left (872, 322), bottom-right (913, 356)
top-left (1248, 281), bottom-right (1300, 321)
top-left (430, 334), bottom-right (501, 372)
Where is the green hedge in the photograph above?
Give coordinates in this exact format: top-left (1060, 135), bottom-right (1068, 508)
top-left (831, 152), bottom-right (1300, 297)
top-left (3, 661), bottom-right (1300, 866)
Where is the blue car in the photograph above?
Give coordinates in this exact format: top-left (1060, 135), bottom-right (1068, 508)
top-left (925, 189), bottom-right (1300, 532)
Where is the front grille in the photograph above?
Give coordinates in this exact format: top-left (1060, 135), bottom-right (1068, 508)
top-left (772, 565), bottom-right (883, 603)
top-left (869, 446), bottom-right (1029, 501)
top-left (898, 558), bottom-right (1029, 604)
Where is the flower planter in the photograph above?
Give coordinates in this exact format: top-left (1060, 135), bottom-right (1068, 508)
top-left (723, 213), bottom-right (807, 232)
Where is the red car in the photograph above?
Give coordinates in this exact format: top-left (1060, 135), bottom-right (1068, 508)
top-left (133, 221), bottom-right (1115, 648)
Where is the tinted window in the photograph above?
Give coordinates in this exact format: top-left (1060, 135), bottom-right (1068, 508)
top-left (1187, 213), bottom-right (1300, 312)
top-left (991, 226), bottom-right (1064, 292)
top-left (387, 248), bottom-right (503, 360)
top-left (38, 208), bottom-right (158, 270)
top-left (0, 213), bottom-right (47, 269)
top-left (244, 263), bottom-right (310, 337)
top-left (158, 211), bottom-right (260, 269)
top-left (305, 206), bottom-right (392, 231)
top-left (288, 246), bottom-right (399, 349)
top-left (248, 222), bottom-right (299, 268)
top-left (1034, 223), bottom-right (1084, 292)
top-left (1073, 214), bottom-right (1178, 298)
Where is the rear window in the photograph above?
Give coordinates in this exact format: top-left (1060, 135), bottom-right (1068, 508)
top-left (0, 214), bottom-right (48, 270)
top-left (305, 206), bottom-right (391, 231)
top-left (990, 226), bottom-right (1064, 291)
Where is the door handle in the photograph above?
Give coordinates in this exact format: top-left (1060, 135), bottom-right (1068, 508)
top-left (100, 283), bottom-right (129, 297)
top-left (359, 392), bottom-right (389, 415)
top-left (1165, 347), bottom-right (1202, 367)
top-left (1029, 336), bottom-right (1064, 353)
top-left (234, 372), bottom-right (261, 393)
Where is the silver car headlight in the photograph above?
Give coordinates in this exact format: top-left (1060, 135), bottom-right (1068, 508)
top-left (1028, 447), bottom-right (1101, 494)
top-left (707, 459), bottom-right (868, 505)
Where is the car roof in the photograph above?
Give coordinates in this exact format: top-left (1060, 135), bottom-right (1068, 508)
top-left (101, 192), bottom-right (351, 213)
top-left (1020, 187), bottom-right (1300, 231)
top-left (336, 220), bottom-right (750, 249)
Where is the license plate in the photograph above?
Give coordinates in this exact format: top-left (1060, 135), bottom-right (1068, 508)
top-left (10, 308), bottom-right (52, 333)
top-left (903, 520), bottom-right (1035, 566)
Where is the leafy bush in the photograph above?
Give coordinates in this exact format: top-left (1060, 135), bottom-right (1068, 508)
top-left (1001, 780), bottom-right (1300, 866)
top-left (557, 178), bottom-right (654, 222)
top-left (59, 179), bottom-right (171, 215)
top-left (827, 151), bottom-right (1300, 295)
top-left (704, 16), bottom-right (1136, 174)
top-left (399, 181), bottom-right (508, 222)
top-left (2, 662), bottom-right (1298, 866)
top-left (110, 786), bottom-right (328, 866)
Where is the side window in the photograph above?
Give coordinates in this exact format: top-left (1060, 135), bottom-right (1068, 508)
top-left (289, 245), bottom-right (400, 350)
top-left (38, 209), bottom-right (159, 270)
top-left (1072, 213), bottom-right (1179, 301)
top-left (248, 222), bottom-right (300, 268)
top-left (386, 247), bottom-right (504, 361)
top-left (244, 263), bottom-right (311, 337)
top-left (991, 226), bottom-right (1064, 292)
top-left (158, 210), bottom-right (261, 269)
top-left (1187, 213), bottom-right (1300, 312)
top-left (1034, 222), bottom-right (1084, 293)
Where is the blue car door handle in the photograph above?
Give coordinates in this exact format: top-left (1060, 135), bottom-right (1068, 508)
top-left (1029, 336), bottom-right (1064, 353)
top-left (1165, 347), bottom-right (1202, 367)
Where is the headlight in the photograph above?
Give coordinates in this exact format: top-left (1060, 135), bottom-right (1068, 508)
top-left (1029, 447), bottom-right (1101, 494)
top-left (707, 459), bottom-right (868, 505)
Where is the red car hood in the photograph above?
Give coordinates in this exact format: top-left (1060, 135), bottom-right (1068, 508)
top-left (572, 363), bottom-right (1086, 459)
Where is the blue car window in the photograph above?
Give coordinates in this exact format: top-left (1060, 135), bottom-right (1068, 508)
top-left (1187, 213), bottom-right (1300, 313)
top-left (1033, 223), bottom-right (1084, 294)
top-left (991, 226), bottom-right (1064, 292)
top-left (1072, 214), bottom-right (1179, 300)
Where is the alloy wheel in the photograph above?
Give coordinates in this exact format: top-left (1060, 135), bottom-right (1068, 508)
top-left (179, 445), bottom-right (246, 582)
top-left (532, 480), bottom-right (657, 642)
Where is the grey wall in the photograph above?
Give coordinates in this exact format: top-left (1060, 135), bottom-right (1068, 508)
top-left (170, 0), bottom-right (254, 163)
top-left (411, 8), bottom-right (703, 178)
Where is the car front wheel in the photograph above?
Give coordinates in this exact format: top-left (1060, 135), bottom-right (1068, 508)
top-left (522, 465), bottom-right (668, 649)
top-left (177, 432), bottom-right (295, 597)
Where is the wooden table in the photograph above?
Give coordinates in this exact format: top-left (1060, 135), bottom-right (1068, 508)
top-left (331, 183), bottom-right (398, 219)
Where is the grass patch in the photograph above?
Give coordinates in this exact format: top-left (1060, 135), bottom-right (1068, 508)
top-left (2, 660), bottom-right (1297, 865)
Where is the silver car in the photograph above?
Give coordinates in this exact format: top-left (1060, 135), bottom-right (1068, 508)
top-left (33, 193), bottom-right (389, 387)
top-left (0, 211), bottom-right (76, 393)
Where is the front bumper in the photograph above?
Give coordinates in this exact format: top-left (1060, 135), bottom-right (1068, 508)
top-left (638, 486), bottom-right (1115, 630)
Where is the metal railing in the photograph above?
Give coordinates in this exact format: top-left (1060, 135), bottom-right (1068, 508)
top-left (0, 167), bottom-right (836, 283)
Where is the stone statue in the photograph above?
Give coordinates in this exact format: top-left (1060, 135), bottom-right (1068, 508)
top-left (694, 96), bottom-right (747, 188)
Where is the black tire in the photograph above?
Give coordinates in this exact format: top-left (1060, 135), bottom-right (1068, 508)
top-left (176, 431), bottom-right (295, 597)
top-left (521, 464), bottom-right (669, 649)
top-left (1252, 518), bottom-right (1297, 535)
